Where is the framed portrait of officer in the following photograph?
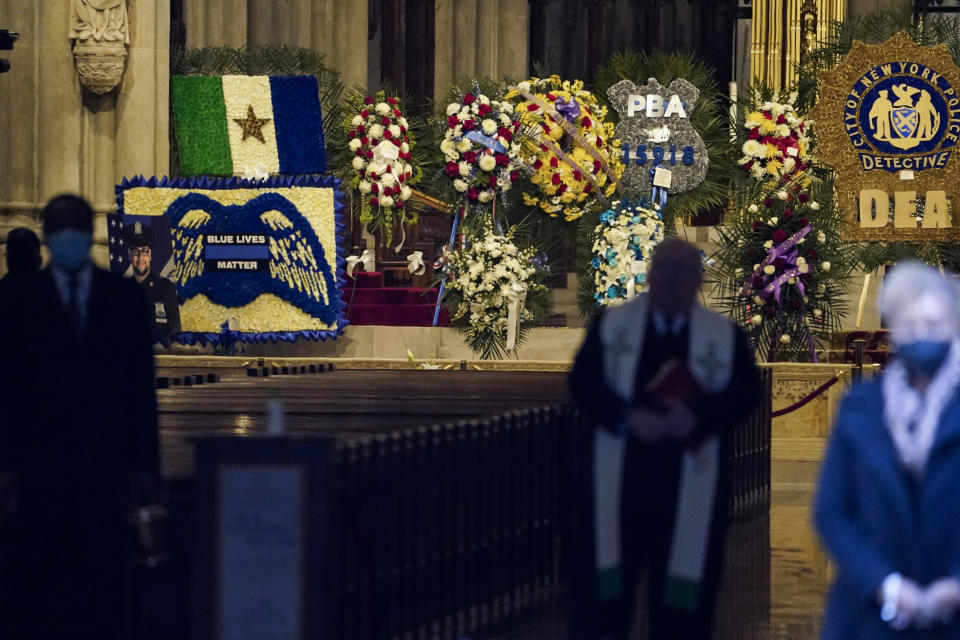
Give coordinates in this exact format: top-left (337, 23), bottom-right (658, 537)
top-left (118, 219), bottom-right (182, 343)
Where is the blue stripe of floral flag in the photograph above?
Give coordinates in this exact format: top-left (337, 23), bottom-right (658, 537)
top-left (270, 76), bottom-right (327, 174)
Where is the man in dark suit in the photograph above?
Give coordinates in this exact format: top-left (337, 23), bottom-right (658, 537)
top-left (568, 238), bottom-right (760, 639)
top-left (0, 194), bottom-right (159, 639)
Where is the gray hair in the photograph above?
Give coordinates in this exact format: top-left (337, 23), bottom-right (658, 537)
top-left (879, 261), bottom-right (960, 326)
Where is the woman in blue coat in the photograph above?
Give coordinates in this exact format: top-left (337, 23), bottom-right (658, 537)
top-left (815, 262), bottom-right (960, 639)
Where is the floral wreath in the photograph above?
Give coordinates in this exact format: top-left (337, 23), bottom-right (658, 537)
top-left (440, 90), bottom-right (522, 208)
top-left (738, 89), bottom-right (813, 185)
top-left (591, 200), bottom-right (665, 306)
top-left (438, 218), bottom-right (547, 358)
top-left (506, 75), bottom-right (624, 222)
top-left (739, 185), bottom-right (831, 352)
top-left (346, 92), bottom-right (418, 247)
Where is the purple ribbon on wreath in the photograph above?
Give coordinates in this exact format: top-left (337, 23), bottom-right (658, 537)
top-left (554, 96), bottom-right (581, 122)
top-left (740, 224), bottom-right (813, 299)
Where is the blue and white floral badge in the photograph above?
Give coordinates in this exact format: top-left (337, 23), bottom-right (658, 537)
top-left (846, 61), bottom-right (960, 172)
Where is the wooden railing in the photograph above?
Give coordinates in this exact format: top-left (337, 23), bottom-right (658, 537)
top-left (155, 368), bottom-right (772, 639)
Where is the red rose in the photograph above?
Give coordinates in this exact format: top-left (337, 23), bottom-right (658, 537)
top-left (777, 114), bottom-right (787, 124)
top-left (393, 138), bottom-right (402, 147)
top-left (542, 124), bottom-right (551, 135)
top-left (448, 115), bottom-right (461, 129)
top-left (596, 137), bottom-right (604, 148)
top-left (387, 97), bottom-right (397, 105)
top-left (783, 208), bottom-right (793, 220)
top-left (463, 93), bottom-right (476, 104)
top-left (489, 175), bottom-right (497, 187)
top-left (365, 96), bottom-right (374, 105)
top-left (583, 183), bottom-right (592, 194)
top-left (349, 129), bottom-right (357, 139)
top-left (398, 173), bottom-right (405, 183)
top-left (394, 109), bottom-right (402, 118)
top-left (384, 130), bottom-right (393, 140)
top-left (381, 116), bottom-right (390, 126)
top-left (357, 125), bottom-right (366, 135)
top-left (773, 229), bottom-right (787, 242)
top-left (399, 126), bottom-right (406, 134)
top-left (478, 103), bottom-right (491, 116)
top-left (462, 119), bottom-right (475, 131)
top-left (370, 183), bottom-right (379, 193)
top-left (743, 161), bottom-right (754, 172)
top-left (573, 170), bottom-right (582, 181)
top-left (355, 149), bottom-right (364, 157)
top-left (496, 154), bottom-right (509, 166)
top-left (763, 198), bottom-right (773, 208)
top-left (467, 187), bottom-right (479, 200)
top-left (551, 173), bottom-right (561, 185)
top-left (593, 161), bottom-right (602, 172)
top-left (546, 93), bottom-right (556, 101)
top-left (533, 159), bottom-right (543, 170)
top-left (798, 192), bottom-right (810, 203)
top-left (370, 138), bottom-right (379, 147)
top-left (361, 109), bottom-right (370, 119)
top-left (509, 171), bottom-right (519, 182)
top-left (465, 150), bottom-right (478, 163)
top-left (749, 128), bottom-right (761, 140)
top-left (557, 184), bottom-right (568, 194)
top-left (550, 157), bottom-right (559, 168)
top-left (445, 162), bottom-right (459, 177)
top-left (366, 150), bottom-right (374, 159)
top-left (763, 110), bottom-right (772, 119)
top-left (581, 117), bottom-right (592, 128)
top-left (527, 104), bottom-right (539, 112)
top-left (359, 136), bottom-right (369, 145)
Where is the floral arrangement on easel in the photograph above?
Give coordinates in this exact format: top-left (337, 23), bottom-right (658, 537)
top-left (712, 85), bottom-right (851, 362)
top-left (591, 200), bottom-right (665, 307)
top-left (506, 75), bottom-right (624, 222)
top-left (344, 91), bottom-right (420, 248)
top-left (436, 216), bottom-right (548, 359)
top-left (439, 88), bottom-right (522, 209)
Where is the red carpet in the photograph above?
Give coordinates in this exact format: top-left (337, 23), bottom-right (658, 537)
top-left (343, 272), bottom-right (450, 326)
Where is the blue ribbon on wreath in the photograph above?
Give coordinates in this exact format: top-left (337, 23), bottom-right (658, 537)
top-left (432, 212), bottom-right (462, 326)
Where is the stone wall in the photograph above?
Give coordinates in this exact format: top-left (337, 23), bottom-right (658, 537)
top-left (0, 0), bottom-right (170, 276)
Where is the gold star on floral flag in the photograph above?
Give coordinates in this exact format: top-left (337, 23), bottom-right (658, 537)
top-left (233, 105), bottom-right (271, 143)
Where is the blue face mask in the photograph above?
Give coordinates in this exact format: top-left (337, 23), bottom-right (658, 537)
top-left (898, 340), bottom-right (952, 377)
top-left (46, 229), bottom-right (91, 272)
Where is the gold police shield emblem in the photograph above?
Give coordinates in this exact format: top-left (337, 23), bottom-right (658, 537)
top-left (811, 32), bottom-right (960, 241)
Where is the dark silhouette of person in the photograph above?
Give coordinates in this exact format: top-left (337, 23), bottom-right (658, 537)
top-left (0, 194), bottom-right (159, 639)
top-left (568, 238), bottom-right (761, 639)
top-left (3, 227), bottom-right (42, 277)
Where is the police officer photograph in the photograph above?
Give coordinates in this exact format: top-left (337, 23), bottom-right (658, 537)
top-left (123, 220), bottom-right (181, 344)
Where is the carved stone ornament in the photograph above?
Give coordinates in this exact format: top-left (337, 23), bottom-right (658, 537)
top-left (70, 0), bottom-right (129, 95)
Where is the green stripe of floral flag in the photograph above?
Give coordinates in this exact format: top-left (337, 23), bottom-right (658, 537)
top-left (171, 76), bottom-right (233, 176)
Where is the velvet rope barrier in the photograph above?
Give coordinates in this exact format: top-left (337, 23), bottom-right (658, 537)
top-left (770, 373), bottom-right (844, 418)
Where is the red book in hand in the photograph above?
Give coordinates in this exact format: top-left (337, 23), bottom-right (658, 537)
top-left (643, 357), bottom-right (703, 404)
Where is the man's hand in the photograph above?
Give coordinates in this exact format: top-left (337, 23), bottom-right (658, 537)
top-left (663, 399), bottom-right (697, 442)
top-left (0, 472), bottom-right (18, 525)
top-left (922, 578), bottom-right (960, 625)
top-left (627, 407), bottom-right (669, 443)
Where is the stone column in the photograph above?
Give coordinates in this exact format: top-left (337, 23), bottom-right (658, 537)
top-left (0, 0), bottom-right (169, 275)
top-left (188, 0), bottom-right (368, 91)
top-left (433, 0), bottom-right (529, 102)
